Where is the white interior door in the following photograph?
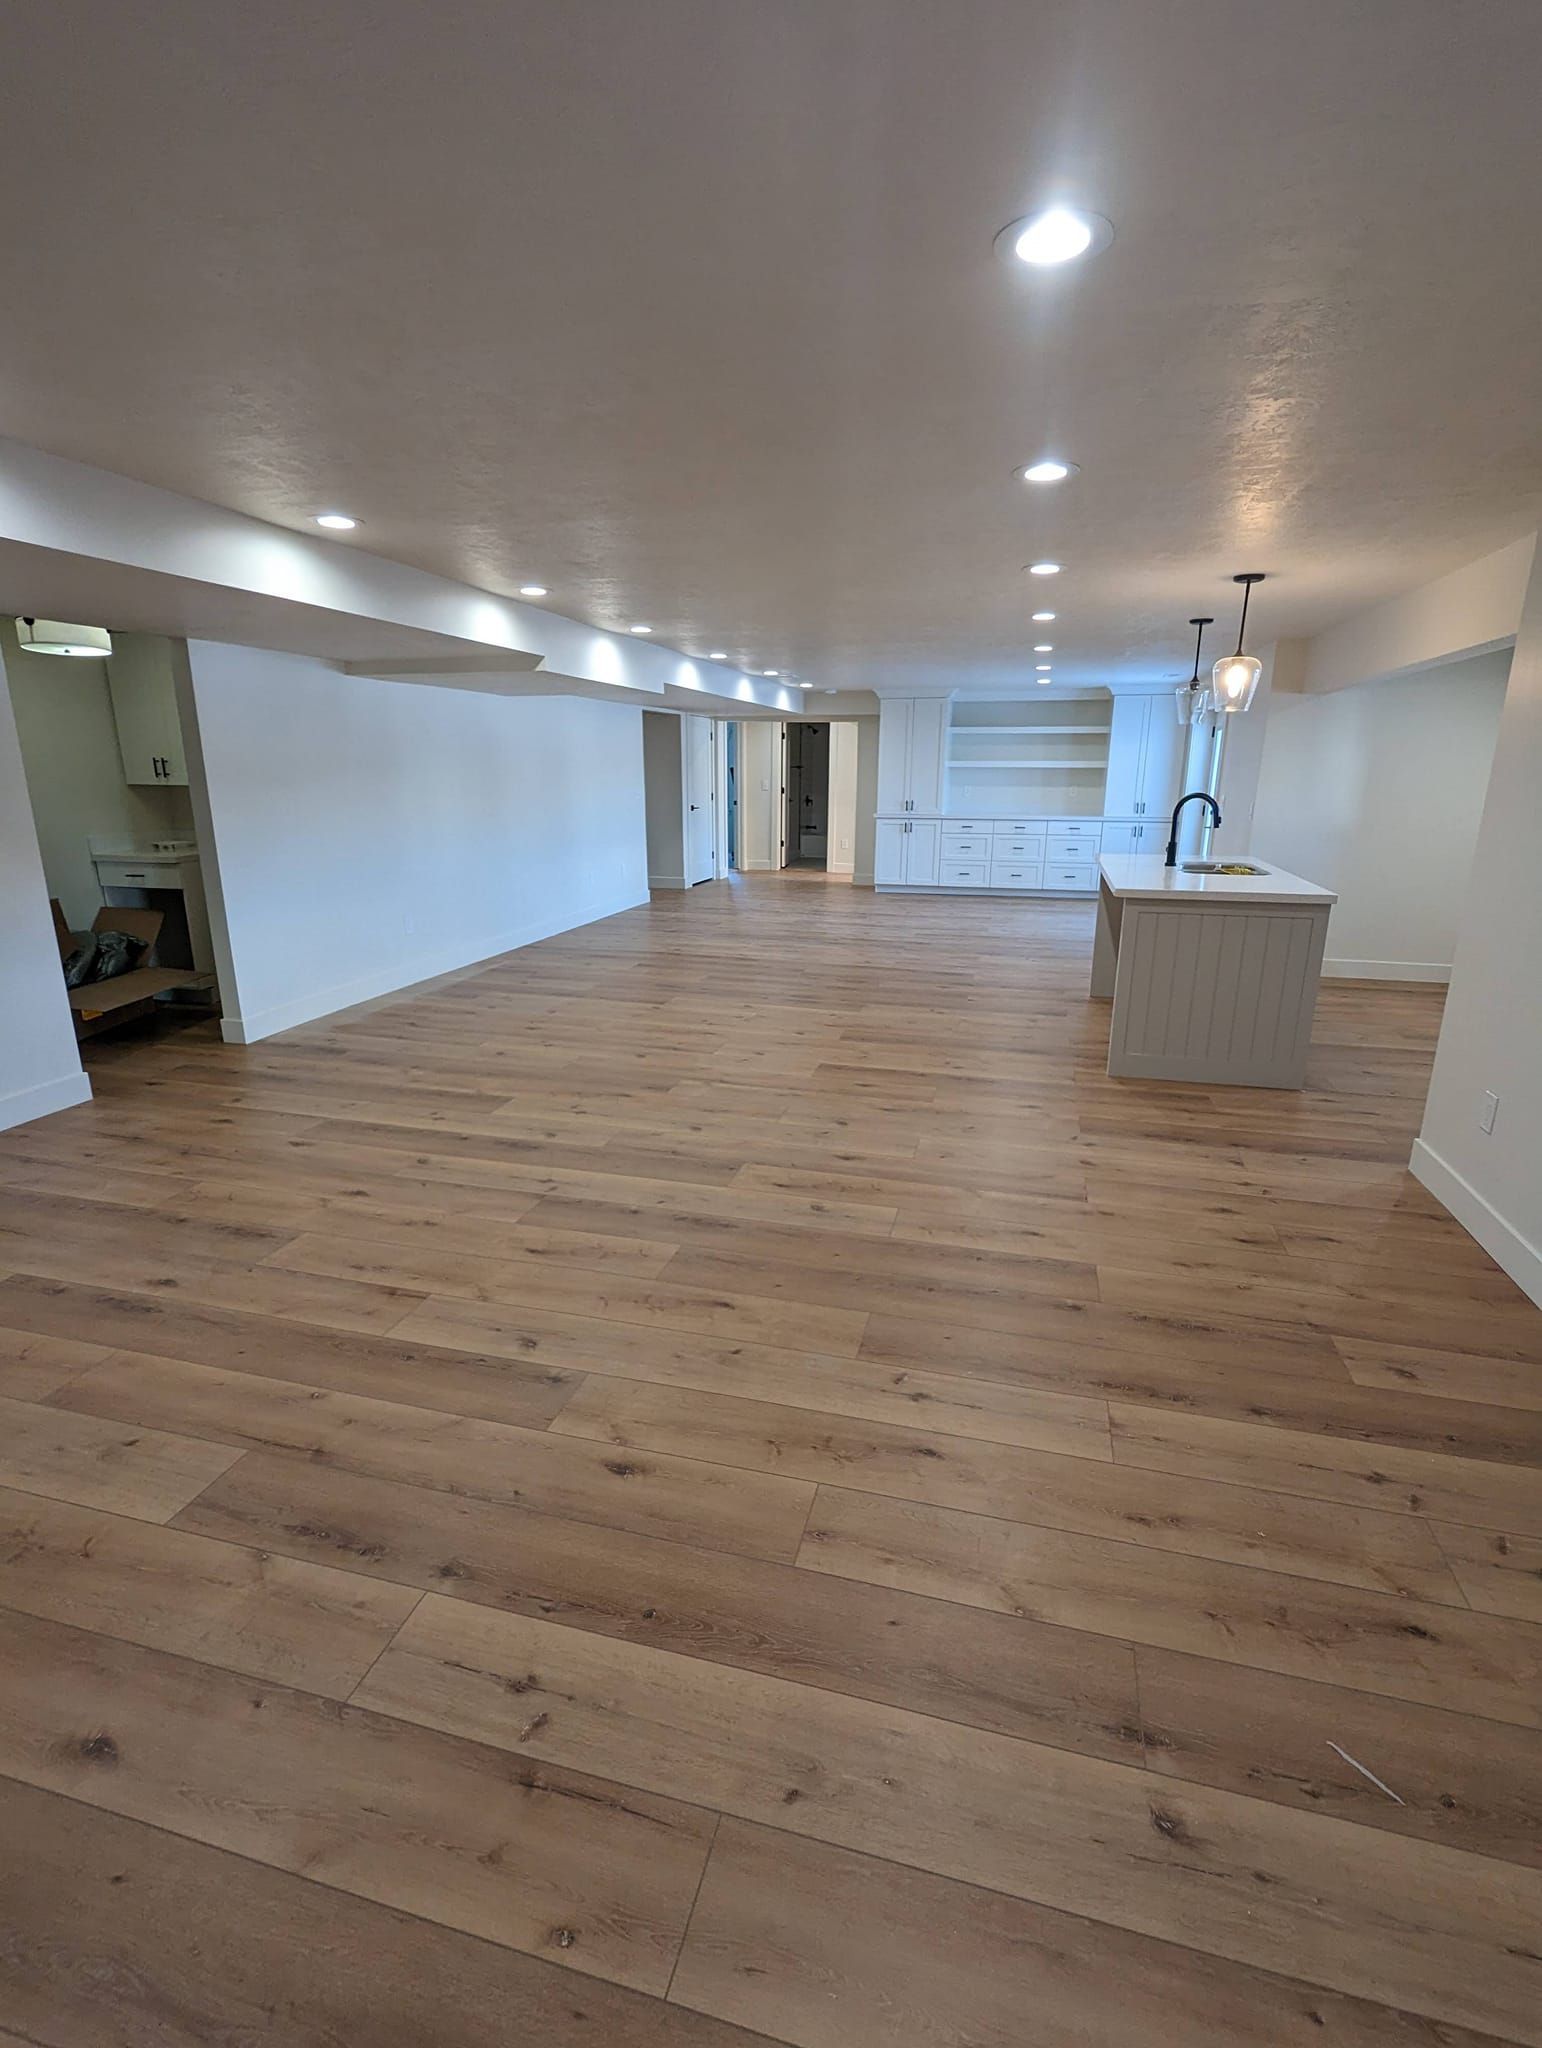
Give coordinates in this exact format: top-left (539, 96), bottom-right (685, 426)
top-left (684, 716), bottom-right (717, 883)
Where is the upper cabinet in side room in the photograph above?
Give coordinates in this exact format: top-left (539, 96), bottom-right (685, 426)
top-left (107, 635), bottom-right (189, 785)
top-left (874, 696), bottom-right (950, 814)
top-left (1103, 693), bottom-right (1186, 820)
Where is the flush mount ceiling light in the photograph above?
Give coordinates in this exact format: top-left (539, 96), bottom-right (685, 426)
top-left (1019, 459), bottom-right (1078, 484)
top-left (1175, 615), bottom-right (1214, 726)
top-left (1031, 610), bottom-right (1056, 622)
top-left (314, 512), bottom-right (358, 530)
top-left (996, 206), bottom-right (1114, 267)
top-left (518, 584), bottom-right (548, 598)
top-left (629, 624), bottom-right (653, 635)
top-left (1212, 573), bottom-right (1266, 713)
top-left (1028, 562), bottom-right (1062, 576)
top-left (15, 617), bottom-right (112, 659)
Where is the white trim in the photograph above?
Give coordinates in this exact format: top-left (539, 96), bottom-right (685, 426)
top-left (0, 1069), bottom-right (92, 1132)
top-left (648, 873), bottom-right (688, 890)
top-left (1324, 958), bottom-right (1451, 983)
top-left (1410, 1138), bottom-right (1542, 1309)
top-left (219, 888), bottom-right (647, 1044)
top-left (740, 857), bottom-right (777, 872)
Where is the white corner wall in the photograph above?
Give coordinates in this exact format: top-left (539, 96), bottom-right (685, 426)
top-left (737, 722), bottom-right (783, 870)
top-left (0, 666), bottom-right (90, 1129)
top-left (182, 642), bottom-right (649, 1042)
top-left (828, 721), bottom-right (859, 876)
top-left (1250, 649), bottom-right (1509, 980)
top-left (1413, 546), bottom-right (1542, 1306)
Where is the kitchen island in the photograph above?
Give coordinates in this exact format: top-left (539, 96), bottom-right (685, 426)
top-left (1091, 854), bottom-right (1337, 1087)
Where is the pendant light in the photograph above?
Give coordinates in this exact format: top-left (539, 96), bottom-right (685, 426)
top-left (1212, 573), bottom-right (1265, 713)
top-left (1174, 615), bottom-right (1213, 725)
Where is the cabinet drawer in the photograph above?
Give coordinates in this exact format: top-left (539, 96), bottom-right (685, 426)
top-left (939, 861), bottom-right (990, 887)
top-left (989, 861), bottom-right (1044, 890)
top-left (941, 832), bottom-right (987, 860)
top-left (1046, 833), bottom-right (1100, 863)
top-left (991, 817), bottom-right (1044, 833)
top-left (1049, 820), bottom-right (1100, 840)
top-left (941, 819), bottom-right (990, 837)
top-left (991, 834), bottom-right (1046, 859)
top-left (1042, 862), bottom-right (1097, 892)
top-left (94, 857), bottom-right (182, 889)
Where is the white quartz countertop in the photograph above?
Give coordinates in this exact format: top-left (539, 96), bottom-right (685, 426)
top-left (1098, 854), bottom-right (1336, 905)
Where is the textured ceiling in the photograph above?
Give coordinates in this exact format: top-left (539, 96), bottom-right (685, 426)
top-left (1, 0), bottom-right (1539, 691)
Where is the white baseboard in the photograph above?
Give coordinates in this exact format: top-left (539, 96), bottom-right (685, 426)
top-left (0, 1068), bottom-right (92, 1132)
top-left (220, 888), bottom-right (649, 1044)
top-left (1411, 1138), bottom-right (1542, 1309)
top-left (1325, 958), bottom-right (1451, 983)
top-left (740, 858), bottom-right (776, 871)
top-left (648, 873), bottom-right (688, 890)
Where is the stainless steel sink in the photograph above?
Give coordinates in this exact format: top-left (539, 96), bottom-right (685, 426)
top-left (1182, 860), bottom-right (1269, 875)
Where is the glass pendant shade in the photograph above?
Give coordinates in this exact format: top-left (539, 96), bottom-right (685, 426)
top-left (1175, 680), bottom-right (1210, 725)
top-left (1211, 652), bottom-right (1262, 713)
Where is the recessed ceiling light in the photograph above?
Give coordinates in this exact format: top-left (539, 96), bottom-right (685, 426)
top-left (1029, 562), bottom-right (1062, 576)
top-left (1035, 664), bottom-right (1052, 672)
top-left (824, 688), bottom-right (837, 695)
top-left (764, 669), bottom-right (780, 677)
top-left (1020, 459), bottom-right (1078, 484)
top-left (519, 584), bottom-right (548, 598)
top-left (708, 651), bottom-right (728, 661)
top-left (1037, 677), bottom-right (1052, 686)
top-left (798, 682), bottom-right (816, 691)
top-left (314, 512), bottom-right (358, 530)
top-left (997, 207), bottom-right (1114, 267)
top-left (1034, 643), bottom-right (1053, 653)
top-left (629, 624), bottom-right (652, 635)
top-left (1032, 610), bottom-right (1056, 622)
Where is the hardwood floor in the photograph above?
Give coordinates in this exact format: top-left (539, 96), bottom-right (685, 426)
top-left (2, 874), bottom-right (1540, 2046)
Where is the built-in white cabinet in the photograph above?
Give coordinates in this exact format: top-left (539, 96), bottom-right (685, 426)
top-left (875, 697), bottom-right (949, 816)
top-left (874, 817), bottom-right (941, 885)
top-left (1101, 819), bottom-right (1165, 856)
top-left (1102, 693), bottom-right (1185, 822)
top-left (107, 637), bottom-right (188, 786)
top-left (877, 816), bottom-right (1098, 892)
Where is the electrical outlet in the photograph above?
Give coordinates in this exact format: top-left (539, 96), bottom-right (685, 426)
top-left (1480, 1090), bottom-right (1499, 1134)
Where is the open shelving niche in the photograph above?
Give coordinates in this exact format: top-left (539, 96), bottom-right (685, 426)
top-left (945, 694), bottom-right (1112, 815)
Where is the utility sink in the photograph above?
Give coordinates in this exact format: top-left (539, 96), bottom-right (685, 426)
top-left (1182, 860), bottom-right (1269, 875)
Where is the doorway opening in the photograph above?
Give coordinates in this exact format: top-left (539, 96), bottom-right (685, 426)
top-left (4, 620), bottom-right (222, 1057)
top-left (783, 721), bottom-right (831, 869)
top-left (641, 709), bottom-right (725, 890)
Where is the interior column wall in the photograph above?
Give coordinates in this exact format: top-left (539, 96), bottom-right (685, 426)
top-left (183, 640), bottom-right (649, 1043)
top-left (1414, 544), bottom-right (1542, 1305)
top-left (0, 661), bottom-right (90, 1129)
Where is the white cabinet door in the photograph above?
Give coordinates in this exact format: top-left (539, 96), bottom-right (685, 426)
top-left (107, 639), bottom-right (188, 786)
top-left (1138, 700), bottom-right (1186, 821)
top-left (907, 699), bottom-right (950, 815)
top-left (875, 702), bottom-right (913, 815)
top-left (1102, 697), bottom-right (1149, 817)
top-left (874, 820), bottom-right (908, 885)
top-left (906, 819), bottom-right (941, 883)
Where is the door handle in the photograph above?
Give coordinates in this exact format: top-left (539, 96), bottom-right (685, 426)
top-left (689, 803), bottom-right (700, 810)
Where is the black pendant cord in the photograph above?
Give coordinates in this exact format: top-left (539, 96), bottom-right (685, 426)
top-left (1187, 615), bottom-right (1212, 683)
top-left (1230, 571), bottom-right (1265, 657)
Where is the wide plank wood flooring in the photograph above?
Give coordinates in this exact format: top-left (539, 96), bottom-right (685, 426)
top-left (2, 873), bottom-right (1541, 2047)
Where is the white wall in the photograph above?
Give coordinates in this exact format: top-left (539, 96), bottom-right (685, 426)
top-left (0, 666), bottom-right (90, 1129)
top-left (737, 721), bottom-right (783, 870)
top-left (182, 641), bottom-right (649, 1042)
top-left (828, 721), bottom-right (859, 876)
top-left (642, 711), bottom-right (686, 888)
top-left (853, 717), bottom-right (879, 885)
top-left (1414, 548), bottom-right (1542, 1306)
top-left (2, 623), bottom-right (190, 928)
top-left (1301, 534), bottom-right (1532, 697)
top-left (1250, 650), bottom-right (1508, 979)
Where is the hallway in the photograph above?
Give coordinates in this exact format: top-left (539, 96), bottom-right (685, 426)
top-left (1, 878), bottom-right (1540, 2046)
